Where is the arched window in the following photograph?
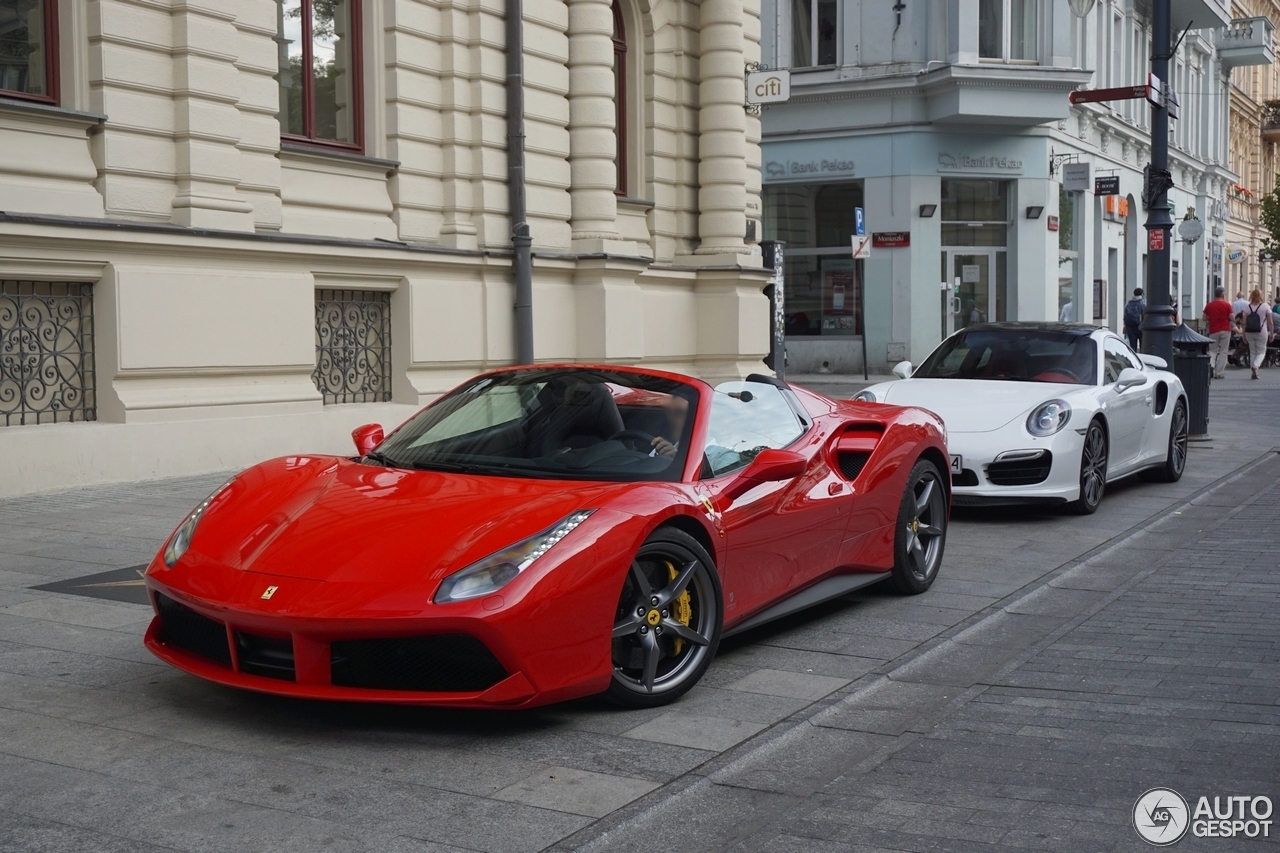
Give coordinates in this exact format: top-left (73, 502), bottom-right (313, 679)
top-left (612, 0), bottom-right (628, 195)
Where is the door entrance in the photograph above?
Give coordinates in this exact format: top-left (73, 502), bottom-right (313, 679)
top-left (944, 249), bottom-right (1004, 333)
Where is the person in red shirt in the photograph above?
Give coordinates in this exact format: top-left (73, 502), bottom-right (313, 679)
top-left (1203, 286), bottom-right (1236, 379)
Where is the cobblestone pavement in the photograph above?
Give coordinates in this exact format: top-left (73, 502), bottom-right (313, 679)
top-left (1, 367), bottom-right (1278, 852)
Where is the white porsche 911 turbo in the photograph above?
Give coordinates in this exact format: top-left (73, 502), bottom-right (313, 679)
top-left (853, 323), bottom-right (1189, 514)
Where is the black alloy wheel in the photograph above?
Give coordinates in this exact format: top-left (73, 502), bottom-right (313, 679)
top-left (607, 528), bottom-right (722, 708)
top-left (889, 459), bottom-right (948, 595)
top-left (1072, 420), bottom-right (1108, 515)
top-left (1154, 399), bottom-right (1188, 483)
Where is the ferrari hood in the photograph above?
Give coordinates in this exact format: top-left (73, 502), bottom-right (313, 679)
top-left (872, 379), bottom-right (1086, 433)
top-left (191, 456), bottom-right (636, 585)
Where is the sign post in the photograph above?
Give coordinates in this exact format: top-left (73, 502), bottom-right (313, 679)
top-left (761, 240), bottom-right (786, 380)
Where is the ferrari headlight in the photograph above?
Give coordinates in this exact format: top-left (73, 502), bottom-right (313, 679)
top-left (434, 510), bottom-right (595, 603)
top-left (162, 480), bottom-right (234, 567)
top-left (1026, 399), bottom-right (1071, 437)
top-left (853, 390), bottom-right (876, 402)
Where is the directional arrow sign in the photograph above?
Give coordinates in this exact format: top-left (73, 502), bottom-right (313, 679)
top-left (852, 234), bottom-right (872, 259)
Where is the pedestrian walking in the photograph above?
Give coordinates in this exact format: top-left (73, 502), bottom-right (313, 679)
top-left (1233, 290), bottom-right (1249, 317)
top-left (1123, 288), bottom-right (1146, 350)
top-left (1203, 286), bottom-right (1235, 379)
top-left (1242, 288), bottom-right (1274, 379)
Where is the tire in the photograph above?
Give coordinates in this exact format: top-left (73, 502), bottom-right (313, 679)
top-left (888, 459), bottom-right (948, 595)
top-left (606, 527), bottom-right (722, 708)
top-left (1152, 399), bottom-right (1188, 483)
top-left (1071, 419), bottom-right (1108, 515)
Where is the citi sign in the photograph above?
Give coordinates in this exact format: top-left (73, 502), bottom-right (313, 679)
top-left (746, 70), bottom-right (791, 105)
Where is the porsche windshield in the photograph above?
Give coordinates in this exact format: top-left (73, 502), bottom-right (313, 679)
top-left (915, 329), bottom-right (1097, 385)
top-left (372, 369), bottom-right (699, 481)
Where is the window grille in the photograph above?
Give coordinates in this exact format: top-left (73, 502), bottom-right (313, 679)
top-left (312, 289), bottom-right (392, 404)
top-left (0, 281), bottom-right (96, 426)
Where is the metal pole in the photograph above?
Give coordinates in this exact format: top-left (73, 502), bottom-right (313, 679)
top-left (507, 0), bottom-right (535, 365)
top-left (1141, 0), bottom-right (1175, 363)
top-left (761, 240), bottom-right (786, 381)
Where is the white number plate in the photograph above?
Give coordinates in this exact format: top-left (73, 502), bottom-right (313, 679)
top-left (950, 454), bottom-right (963, 474)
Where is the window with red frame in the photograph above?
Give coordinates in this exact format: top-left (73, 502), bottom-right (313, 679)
top-left (0, 0), bottom-right (59, 104)
top-left (277, 0), bottom-right (363, 150)
top-left (612, 0), bottom-right (627, 195)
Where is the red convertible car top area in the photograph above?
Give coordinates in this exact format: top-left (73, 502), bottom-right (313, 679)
top-left (144, 365), bottom-right (950, 709)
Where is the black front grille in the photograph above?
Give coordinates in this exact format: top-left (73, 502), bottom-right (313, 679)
top-left (837, 452), bottom-right (870, 480)
top-left (235, 631), bottom-right (296, 681)
top-left (330, 634), bottom-right (509, 692)
top-left (155, 592), bottom-right (231, 666)
top-left (952, 468), bottom-right (979, 487)
top-left (986, 451), bottom-right (1053, 486)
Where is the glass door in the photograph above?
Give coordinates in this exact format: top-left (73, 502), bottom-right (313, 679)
top-left (948, 250), bottom-right (996, 328)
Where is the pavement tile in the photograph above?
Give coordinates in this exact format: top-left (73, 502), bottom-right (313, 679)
top-left (0, 596), bottom-right (147, 631)
top-left (491, 765), bottom-right (658, 818)
top-left (621, 710), bottom-right (767, 752)
top-left (722, 668), bottom-right (851, 701)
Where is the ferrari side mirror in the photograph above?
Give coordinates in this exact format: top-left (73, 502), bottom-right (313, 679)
top-left (715, 448), bottom-right (806, 509)
top-left (1115, 367), bottom-right (1149, 392)
top-left (352, 424), bottom-right (385, 456)
top-left (892, 360), bottom-right (913, 380)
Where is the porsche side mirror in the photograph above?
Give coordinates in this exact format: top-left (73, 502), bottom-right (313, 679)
top-left (352, 424), bottom-right (385, 456)
top-left (892, 360), bottom-right (913, 380)
top-left (715, 448), bottom-right (806, 509)
top-left (1139, 354), bottom-right (1167, 370)
top-left (1115, 367), bottom-right (1149, 391)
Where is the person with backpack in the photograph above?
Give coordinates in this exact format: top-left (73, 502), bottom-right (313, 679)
top-left (1242, 288), bottom-right (1274, 379)
top-left (1123, 288), bottom-right (1145, 350)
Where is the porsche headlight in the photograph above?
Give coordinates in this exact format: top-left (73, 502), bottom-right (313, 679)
top-left (1026, 399), bottom-right (1071, 437)
top-left (434, 510), bottom-right (595, 603)
top-left (853, 390), bottom-right (876, 402)
top-left (162, 480), bottom-right (234, 567)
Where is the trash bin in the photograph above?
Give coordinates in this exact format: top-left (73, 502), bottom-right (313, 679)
top-left (1171, 323), bottom-right (1211, 436)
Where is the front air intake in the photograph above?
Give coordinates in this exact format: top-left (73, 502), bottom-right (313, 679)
top-left (330, 634), bottom-right (509, 692)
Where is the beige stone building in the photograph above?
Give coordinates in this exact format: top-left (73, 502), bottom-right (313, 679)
top-left (1222, 3), bottom-right (1280, 300)
top-left (0, 0), bottom-right (771, 497)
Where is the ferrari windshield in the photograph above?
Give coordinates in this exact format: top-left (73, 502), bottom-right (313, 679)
top-left (915, 328), bottom-right (1097, 385)
top-left (372, 369), bottom-right (699, 481)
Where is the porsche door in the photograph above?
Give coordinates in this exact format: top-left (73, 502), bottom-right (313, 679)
top-left (698, 380), bottom-right (847, 622)
top-left (1100, 338), bottom-right (1150, 469)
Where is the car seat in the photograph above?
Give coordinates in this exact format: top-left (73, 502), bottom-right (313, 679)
top-left (527, 380), bottom-right (625, 456)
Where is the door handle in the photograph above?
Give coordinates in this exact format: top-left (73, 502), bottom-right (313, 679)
top-left (1144, 396), bottom-right (1153, 406)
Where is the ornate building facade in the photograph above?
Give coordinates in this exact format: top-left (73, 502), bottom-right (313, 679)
top-left (0, 0), bottom-right (770, 496)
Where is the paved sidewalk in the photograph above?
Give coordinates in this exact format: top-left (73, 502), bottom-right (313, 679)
top-left (0, 365), bottom-right (1277, 852)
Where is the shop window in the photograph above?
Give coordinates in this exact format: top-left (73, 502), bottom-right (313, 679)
top-left (0, 281), bottom-right (95, 426)
top-left (978, 0), bottom-right (1037, 63)
top-left (277, 0), bottom-right (363, 151)
top-left (313, 289), bottom-right (391, 404)
top-left (0, 0), bottom-right (59, 104)
top-left (791, 0), bottom-right (837, 67)
top-left (941, 179), bottom-right (1008, 247)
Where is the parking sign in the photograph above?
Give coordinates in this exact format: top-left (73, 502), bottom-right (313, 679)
top-left (854, 207), bottom-right (864, 236)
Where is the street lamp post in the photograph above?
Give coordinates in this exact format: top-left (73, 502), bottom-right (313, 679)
top-left (1141, 0), bottom-right (1176, 363)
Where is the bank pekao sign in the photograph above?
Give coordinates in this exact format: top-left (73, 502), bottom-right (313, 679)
top-left (764, 159), bottom-right (856, 179)
top-left (937, 152), bottom-right (1024, 174)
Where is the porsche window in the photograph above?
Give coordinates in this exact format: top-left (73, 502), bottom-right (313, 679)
top-left (1103, 338), bottom-right (1142, 383)
top-left (702, 381), bottom-right (807, 476)
top-left (373, 369), bottom-right (699, 481)
top-left (915, 329), bottom-right (1097, 385)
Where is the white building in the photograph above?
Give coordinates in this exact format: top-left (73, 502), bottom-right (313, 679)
top-left (0, 0), bottom-right (771, 496)
top-left (758, 0), bottom-right (1268, 373)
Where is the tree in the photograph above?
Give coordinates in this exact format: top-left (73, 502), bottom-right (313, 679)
top-left (1260, 173), bottom-right (1280, 259)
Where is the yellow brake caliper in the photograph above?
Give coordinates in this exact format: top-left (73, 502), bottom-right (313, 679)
top-left (665, 559), bottom-right (693, 655)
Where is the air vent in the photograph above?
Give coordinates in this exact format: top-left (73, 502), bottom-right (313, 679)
top-left (838, 452), bottom-right (870, 480)
top-left (154, 593), bottom-right (231, 667)
top-left (235, 631), bottom-right (296, 681)
top-left (986, 451), bottom-right (1053, 486)
top-left (331, 634), bottom-right (509, 692)
top-left (833, 424), bottom-right (882, 482)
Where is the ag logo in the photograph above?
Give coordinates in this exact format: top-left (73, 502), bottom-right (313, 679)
top-left (1134, 788), bottom-right (1190, 845)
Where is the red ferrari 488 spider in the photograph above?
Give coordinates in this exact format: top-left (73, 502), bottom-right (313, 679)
top-left (145, 366), bottom-right (949, 709)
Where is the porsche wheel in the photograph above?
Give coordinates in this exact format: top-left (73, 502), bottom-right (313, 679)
top-left (889, 459), bottom-right (947, 595)
top-left (607, 528), bottom-right (722, 708)
top-left (1071, 420), bottom-right (1108, 515)
top-left (1153, 399), bottom-right (1188, 483)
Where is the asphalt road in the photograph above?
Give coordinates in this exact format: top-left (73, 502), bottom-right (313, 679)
top-left (0, 366), bottom-right (1277, 852)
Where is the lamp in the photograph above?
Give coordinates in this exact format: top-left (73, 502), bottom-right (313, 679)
top-left (1067, 0), bottom-right (1095, 17)
top-left (1026, 205), bottom-right (1045, 219)
top-left (918, 204), bottom-right (937, 218)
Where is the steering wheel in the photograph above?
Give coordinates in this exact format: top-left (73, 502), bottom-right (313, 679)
top-left (1034, 369), bottom-right (1081, 383)
top-left (609, 429), bottom-right (657, 452)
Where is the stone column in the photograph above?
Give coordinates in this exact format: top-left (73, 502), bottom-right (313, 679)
top-left (566, 0), bottom-right (620, 248)
top-left (169, 1), bottom-right (255, 231)
top-left (691, 0), bottom-right (749, 261)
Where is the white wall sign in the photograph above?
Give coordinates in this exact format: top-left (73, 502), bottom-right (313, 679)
top-left (962, 264), bottom-right (980, 283)
top-left (1062, 162), bottom-right (1091, 193)
top-left (747, 70), bottom-right (791, 105)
